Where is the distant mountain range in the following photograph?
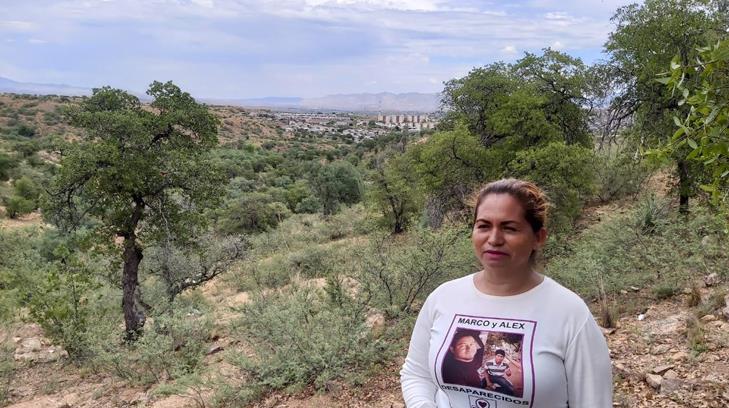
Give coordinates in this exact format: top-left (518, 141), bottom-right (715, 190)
top-left (0, 76), bottom-right (90, 96)
top-left (0, 76), bottom-right (440, 113)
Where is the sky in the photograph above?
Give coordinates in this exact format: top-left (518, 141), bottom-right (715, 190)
top-left (0, 0), bottom-right (640, 98)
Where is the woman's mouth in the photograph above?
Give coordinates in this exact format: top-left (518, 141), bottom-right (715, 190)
top-left (484, 250), bottom-right (508, 259)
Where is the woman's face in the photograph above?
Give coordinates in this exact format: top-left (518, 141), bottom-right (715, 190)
top-left (472, 193), bottom-right (546, 275)
top-left (450, 335), bottom-right (481, 362)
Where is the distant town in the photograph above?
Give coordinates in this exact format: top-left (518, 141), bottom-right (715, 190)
top-left (256, 111), bottom-right (439, 142)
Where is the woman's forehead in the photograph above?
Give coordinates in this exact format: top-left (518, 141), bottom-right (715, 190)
top-left (475, 193), bottom-right (526, 220)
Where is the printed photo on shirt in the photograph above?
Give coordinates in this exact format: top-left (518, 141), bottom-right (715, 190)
top-left (435, 315), bottom-right (537, 407)
top-left (440, 328), bottom-right (524, 398)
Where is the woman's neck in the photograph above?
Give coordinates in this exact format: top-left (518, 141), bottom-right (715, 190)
top-left (474, 268), bottom-right (543, 296)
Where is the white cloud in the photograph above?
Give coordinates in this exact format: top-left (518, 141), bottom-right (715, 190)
top-left (501, 45), bottom-right (517, 55)
top-left (0, 0), bottom-right (641, 96)
top-left (0, 20), bottom-right (37, 32)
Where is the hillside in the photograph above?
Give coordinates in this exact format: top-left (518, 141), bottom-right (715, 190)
top-left (2, 186), bottom-right (729, 407)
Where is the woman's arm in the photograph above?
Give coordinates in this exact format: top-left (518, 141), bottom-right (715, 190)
top-left (565, 316), bottom-right (613, 407)
top-left (400, 298), bottom-right (439, 408)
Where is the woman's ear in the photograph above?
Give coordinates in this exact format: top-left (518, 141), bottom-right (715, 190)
top-left (535, 228), bottom-right (547, 248)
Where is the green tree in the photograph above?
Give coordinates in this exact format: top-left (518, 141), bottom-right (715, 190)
top-left (506, 141), bottom-right (597, 232)
top-left (0, 153), bottom-right (18, 181)
top-left (605, 0), bottom-right (726, 212)
top-left (369, 150), bottom-right (421, 234)
top-left (45, 82), bottom-right (224, 340)
top-left (662, 39), bottom-right (729, 205)
top-left (311, 161), bottom-right (363, 215)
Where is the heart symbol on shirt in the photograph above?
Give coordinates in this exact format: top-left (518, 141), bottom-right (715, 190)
top-left (476, 400), bottom-right (490, 408)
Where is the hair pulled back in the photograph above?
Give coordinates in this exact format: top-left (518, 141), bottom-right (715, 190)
top-left (472, 178), bottom-right (549, 233)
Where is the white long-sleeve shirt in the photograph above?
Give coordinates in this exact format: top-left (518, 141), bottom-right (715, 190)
top-left (400, 274), bottom-right (612, 408)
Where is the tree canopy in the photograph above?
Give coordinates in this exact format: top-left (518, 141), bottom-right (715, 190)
top-left (46, 81), bottom-right (225, 340)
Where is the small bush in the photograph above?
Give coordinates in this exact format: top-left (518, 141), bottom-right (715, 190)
top-left (228, 284), bottom-right (391, 403)
top-left (356, 226), bottom-right (475, 317)
top-left (0, 336), bottom-right (14, 405)
top-left (28, 250), bottom-right (97, 361)
top-left (594, 149), bottom-right (650, 202)
top-left (4, 195), bottom-right (35, 218)
top-left (91, 304), bottom-right (213, 385)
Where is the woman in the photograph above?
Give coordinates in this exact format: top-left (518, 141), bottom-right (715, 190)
top-left (400, 179), bottom-right (612, 408)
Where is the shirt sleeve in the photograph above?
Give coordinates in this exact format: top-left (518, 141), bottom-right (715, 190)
top-left (400, 295), bottom-right (438, 408)
top-left (564, 315), bottom-right (613, 408)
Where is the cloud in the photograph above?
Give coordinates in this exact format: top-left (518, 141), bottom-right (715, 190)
top-left (501, 45), bottom-right (518, 55)
top-left (0, 0), bottom-right (640, 97)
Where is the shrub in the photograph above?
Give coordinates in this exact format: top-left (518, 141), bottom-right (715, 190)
top-left (0, 336), bottom-right (14, 405)
top-left (594, 149), bottom-right (650, 202)
top-left (547, 198), bottom-right (729, 302)
top-left (356, 226), bottom-right (475, 317)
top-left (4, 195), bottom-right (35, 218)
top-left (91, 304), bottom-right (212, 385)
top-left (0, 153), bottom-right (18, 181)
top-left (28, 249), bottom-right (97, 361)
top-left (311, 161), bottom-right (363, 215)
top-left (228, 284), bottom-right (391, 403)
top-left (217, 192), bottom-right (282, 234)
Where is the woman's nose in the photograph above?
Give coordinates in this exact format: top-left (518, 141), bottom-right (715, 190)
top-left (488, 229), bottom-right (504, 245)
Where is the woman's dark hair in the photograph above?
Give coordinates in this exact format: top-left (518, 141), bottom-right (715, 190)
top-left (472, 178), bottom-right (549, 233)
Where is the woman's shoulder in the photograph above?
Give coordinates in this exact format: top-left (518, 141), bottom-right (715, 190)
top-left (539, 276), bottom-right (593, 317)
top-left (430, 273), bottom-right (476, 298)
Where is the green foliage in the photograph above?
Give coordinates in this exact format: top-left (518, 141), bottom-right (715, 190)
top-left (91, 303), bottom-right (213, 385)
top-left (441, 49), bottom-right (593, 147)
top-left (0, 336), bottom-right (14, 405)
top-left (594, 148), bottom-right (650, 202)
top-left (4, 195), bottom-right (35, 218)
top-left (547, 197), bottom-right (729, 301)
top-left (368, 150), bottom-right (422, 234)
top-left (356, 226), bottom-right (475, 317)
top-left (661, 38), bottom-right (729, 205)
top-left (28, 248), bottom-right (97, 361)
top-left (217, 192), bottom-right (289, 234)
top-left (44, 81), bottom-right (224, 339)
top-left (311, 161), bottom-right (363, 215)
top-left (506, 141), bottom-right (597, 232)
top-left (228, 284), bottom-right (390, 402)
top-left (605, 0), bottom-right (726, 207)
top-left (0, 152), bottom-right (18, 181)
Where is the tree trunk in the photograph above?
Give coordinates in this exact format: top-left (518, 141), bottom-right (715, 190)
top-left (122, 237), bottom-right (145, 342)
top-left (677, 159), bottom-right (690, 215)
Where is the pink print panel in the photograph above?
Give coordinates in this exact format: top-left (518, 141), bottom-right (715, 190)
top-left (434, 315), bottom-right (537, 408)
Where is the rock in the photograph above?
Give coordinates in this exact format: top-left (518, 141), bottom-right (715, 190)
top-left (660, 378), bottom-right (684, 395)
top-left (722, 306), bottom-right (729, 321)
top-left (645, 373), bottom-right (662, 389)
top-left (620, 290), bottom-right (628, 295)
top-left (207, 345), bottom-right (224, 355)
top-left (630, 286), bottom-right (640, 292)
top-left (701, 235), bottom-right (717, 247)
top-left (700, 314), bottom-right (717, 323)
top-left (663, 370), bottom-right (679, 379)
top-left (651, 364), bottom-right (674, 375)
top-left (704, 273), bottom-right (721, 287)
top-left (670, 351), bottom-right (688, 362)
top-left (19, 337), bottom-right (42, 352)
top-left (601, 327), bottom-right (617, 335)
top-left (366, 312), bottom-right (386, 337)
